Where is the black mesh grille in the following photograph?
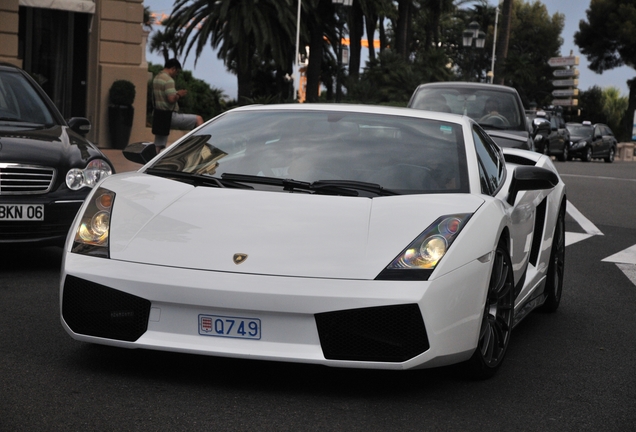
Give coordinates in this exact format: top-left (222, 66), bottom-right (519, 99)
top-left (62, 275), bottom-right (151, 342)
top-left (315, 304), bottom-right (429, 362)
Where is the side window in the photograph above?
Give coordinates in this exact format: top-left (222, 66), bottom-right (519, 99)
top-left (472, 126), bottom-right (505, 195)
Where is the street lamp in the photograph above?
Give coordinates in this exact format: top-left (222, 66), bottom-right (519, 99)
top-left (333, 0), bottom-right (352, 102)
top-left (488, 3), bottom-right (501, 84)
top-left (294, 0), bottom-right (302, 100)
top-left (462, 21), bottom-right (486, 49)
top-left (462, 21), bottom-right (486, 82)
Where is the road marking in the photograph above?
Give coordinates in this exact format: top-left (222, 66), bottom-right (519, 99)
top-left (616, 263), bottom-right (636, 286)
top-left (560, 173), bottom-right (636, 183)
top-left (565, 201), bottom-right (603, 246)
top-left (602, 243), bottom-right (636, 287)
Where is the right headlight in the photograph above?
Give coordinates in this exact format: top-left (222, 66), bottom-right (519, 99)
top-left (71, 187), bottom-right (115, 258)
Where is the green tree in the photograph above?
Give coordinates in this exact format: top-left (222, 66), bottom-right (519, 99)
top-left (502, 0), bottom-right (564, 107)
top-left (602, 86), bottom-right (628, 138)
top-left (167, 0), bottom-right (296, 103)
top-left (575, 0), bottom-right (636, 139)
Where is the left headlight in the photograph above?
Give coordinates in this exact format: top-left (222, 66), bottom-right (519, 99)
top-left (376, 213), bottom-right (472, 281)
top-left (66, 159), bottom-right (112, 190)
top-left (71, 187), bottom-right (115, 258)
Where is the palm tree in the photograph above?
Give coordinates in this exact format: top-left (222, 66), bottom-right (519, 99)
top-left (148, 27), bottom-right (184, 64)
top-left (167, 0), bottom-right (297, 103)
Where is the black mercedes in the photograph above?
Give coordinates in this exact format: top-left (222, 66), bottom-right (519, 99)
top-left (0, 63), bottom-right (114, 246)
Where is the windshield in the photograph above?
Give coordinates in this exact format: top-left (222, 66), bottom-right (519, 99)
top-left (410, 87), bottom-right (525, 132)
top-left (0, 70), bottom-right (56, 126)
top-left (566, 124), bottom-right (592, 137)
top-left (149, 110), bottom-right (470, 194)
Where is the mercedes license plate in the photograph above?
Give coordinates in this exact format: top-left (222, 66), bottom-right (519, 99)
top-left (198, 314), bottom-right (261, 340)
top-left (0, 204), bottom-right (44, 221)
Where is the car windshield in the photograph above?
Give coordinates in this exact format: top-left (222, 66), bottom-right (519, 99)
top-left (566, 124), bottom-right (592, 137)
top-left (410, 87), bottom-right (524, 131)
top-left (0, 70), bottom-right (56, 126)
top-left (148, 110), bottom-right (470, 195)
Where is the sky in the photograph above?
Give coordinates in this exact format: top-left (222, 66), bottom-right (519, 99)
top-left (144, 0), bottom-right (634, 101)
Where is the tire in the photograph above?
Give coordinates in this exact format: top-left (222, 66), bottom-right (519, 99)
top-left (604, 146), bottom-right (615, 163)
top-left (465, 238), bottom-right (515, 379)
top-left (557, 144), bottom-right (568, 162)
top-left (542, 142), bottom-right (549, 155)
top-left (582, 146), bottom-right (592, 162)
top-left (540, 202), bottom-right (565, 312)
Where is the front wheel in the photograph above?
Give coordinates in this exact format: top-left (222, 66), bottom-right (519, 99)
top-left (465, 239), bottom-right (515, 379)
top-left (540, 202), bottom-right (565, 312)
top-left (583, 146), bottom-right (592, 162)
top-left (604, 147), bottom-right (615, 163)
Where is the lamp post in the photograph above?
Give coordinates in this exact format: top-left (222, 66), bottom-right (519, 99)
top-left (462, 21), bottom-right (486, 81)
top-left (333, 0), bottom-right (352, 102)
top-left (294, 0), bottom-right (302, 100)
top-left (488, 3), bottom-right (500, 84)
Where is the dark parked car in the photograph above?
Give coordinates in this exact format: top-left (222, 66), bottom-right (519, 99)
top-left (566, 121), bottom-right (617, 163)
top-left (528, 109), bottom-right (570, 161)
top-left (408, 82), bottom-right (534, 151)
top-left (0, 63), bottom-right (114, 246)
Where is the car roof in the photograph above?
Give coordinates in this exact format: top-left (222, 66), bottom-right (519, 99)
top-left (413, 81), bottom-right (520, 95)
top-left (227, 103), bottom-right (473, 125)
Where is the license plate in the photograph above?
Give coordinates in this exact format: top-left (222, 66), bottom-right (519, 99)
top-left (0, 204), bottom-right (44, 221)
top-left (198, 314), bottom-right (261, 340)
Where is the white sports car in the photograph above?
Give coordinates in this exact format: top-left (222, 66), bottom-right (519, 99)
top-left (60, 104), bottom-right (566, 378)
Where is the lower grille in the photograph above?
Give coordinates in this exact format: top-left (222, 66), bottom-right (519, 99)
top-left (62, 275), bottom-right (151, 342)
top-left (315, 304), bottom-right (429, 363)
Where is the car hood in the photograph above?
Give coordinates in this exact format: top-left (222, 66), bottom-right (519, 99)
top-left (569, 134), bottom-right (590, 142)
top-left (483, 129), bottom-right (530, 149)
top-left (0, 125), bottom-right (104, 170)
top-left (104, 173), bottom-right (485, 280)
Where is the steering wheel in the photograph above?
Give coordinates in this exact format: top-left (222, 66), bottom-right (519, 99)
top-left (480, 114), bottom-right (510, 127)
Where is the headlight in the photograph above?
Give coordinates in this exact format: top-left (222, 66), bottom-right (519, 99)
top-left (66, 159), bottom-right (113, 190)
top-left (72, 187), bottom-right (115, 258)
top-left (571, 140), bottom-right (586, 150)
top-left (375, 213), bottom-right (472, 280)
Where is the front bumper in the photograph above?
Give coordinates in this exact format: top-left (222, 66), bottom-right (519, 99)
top-left (60, 253), bottom-right (491, 370)
top-left (0, 197), bottom-right (84, 245)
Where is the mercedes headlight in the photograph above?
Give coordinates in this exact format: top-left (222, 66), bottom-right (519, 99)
top-left (66, 159), bottom-right (113, 190)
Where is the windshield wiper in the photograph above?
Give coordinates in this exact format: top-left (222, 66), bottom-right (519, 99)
top-left (312, 180), bottom-right (398, 196)
top-left (145, 168), bottom-right (253, 189)
top-left (477, 122), bottom-right (508, 130)
top-left (221, 173), bottom-right (319, 193)
top-left (222, 173), bottom-right (398, 197)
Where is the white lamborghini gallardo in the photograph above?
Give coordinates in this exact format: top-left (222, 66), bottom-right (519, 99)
top-left (60, 104), bottom-right (566, 378)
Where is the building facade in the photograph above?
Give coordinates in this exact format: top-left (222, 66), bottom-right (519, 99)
top-left (0, 0), bottom-right (149, 148)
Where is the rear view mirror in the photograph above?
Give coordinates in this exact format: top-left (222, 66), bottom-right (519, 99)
top-left (123, 142), bottom-right (157, 164)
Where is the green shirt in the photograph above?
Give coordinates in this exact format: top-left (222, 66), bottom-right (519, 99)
top-left (153, 71), bottom-right (179, 112)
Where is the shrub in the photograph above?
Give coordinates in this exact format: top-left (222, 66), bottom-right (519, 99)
top-left (109, 80), bottom-right (136, 106)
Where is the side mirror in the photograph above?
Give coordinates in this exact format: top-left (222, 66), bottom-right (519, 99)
top-left (123, 142), bottom-right (157, 164)
top-left (507, 166), bottom-right (558, 205)
top-left (67, 117), bottom-right (91, 135)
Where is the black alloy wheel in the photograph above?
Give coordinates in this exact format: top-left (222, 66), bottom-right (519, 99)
top-left (466, 238), bottom-right (515, 379)
top-left (540, 202), bottom-right (565, 312)
top-left (583, 146), bottom-right (593, 162)
top-left (605, 146), bottom-right (615, 163)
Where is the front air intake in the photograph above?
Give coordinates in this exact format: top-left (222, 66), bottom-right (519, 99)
top-left (315, 304), bottom-right (429, 362)
top-left (62, 275), bottom-right (151, 342)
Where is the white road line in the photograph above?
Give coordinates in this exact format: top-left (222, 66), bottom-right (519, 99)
top-left (602, 244), bottom-right (636, 264)
top-left (616, 263), bottom-right (636, 286)
top-left (566, 201), bottom-right (603, 236)
top-left (560, 173), bottom-right (636, 183)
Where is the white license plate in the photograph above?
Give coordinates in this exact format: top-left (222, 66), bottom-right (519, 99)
top-left (0, 204), bottom-right (44, 221)
top-left (198, 314), bottom-right (261, 340)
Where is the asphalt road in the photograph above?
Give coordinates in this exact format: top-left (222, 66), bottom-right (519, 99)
top-left (1, 159), bottom-right (635, 431)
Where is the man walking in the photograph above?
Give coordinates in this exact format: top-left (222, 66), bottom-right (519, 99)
top-left (152, 58), bottom-right (203, 151)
